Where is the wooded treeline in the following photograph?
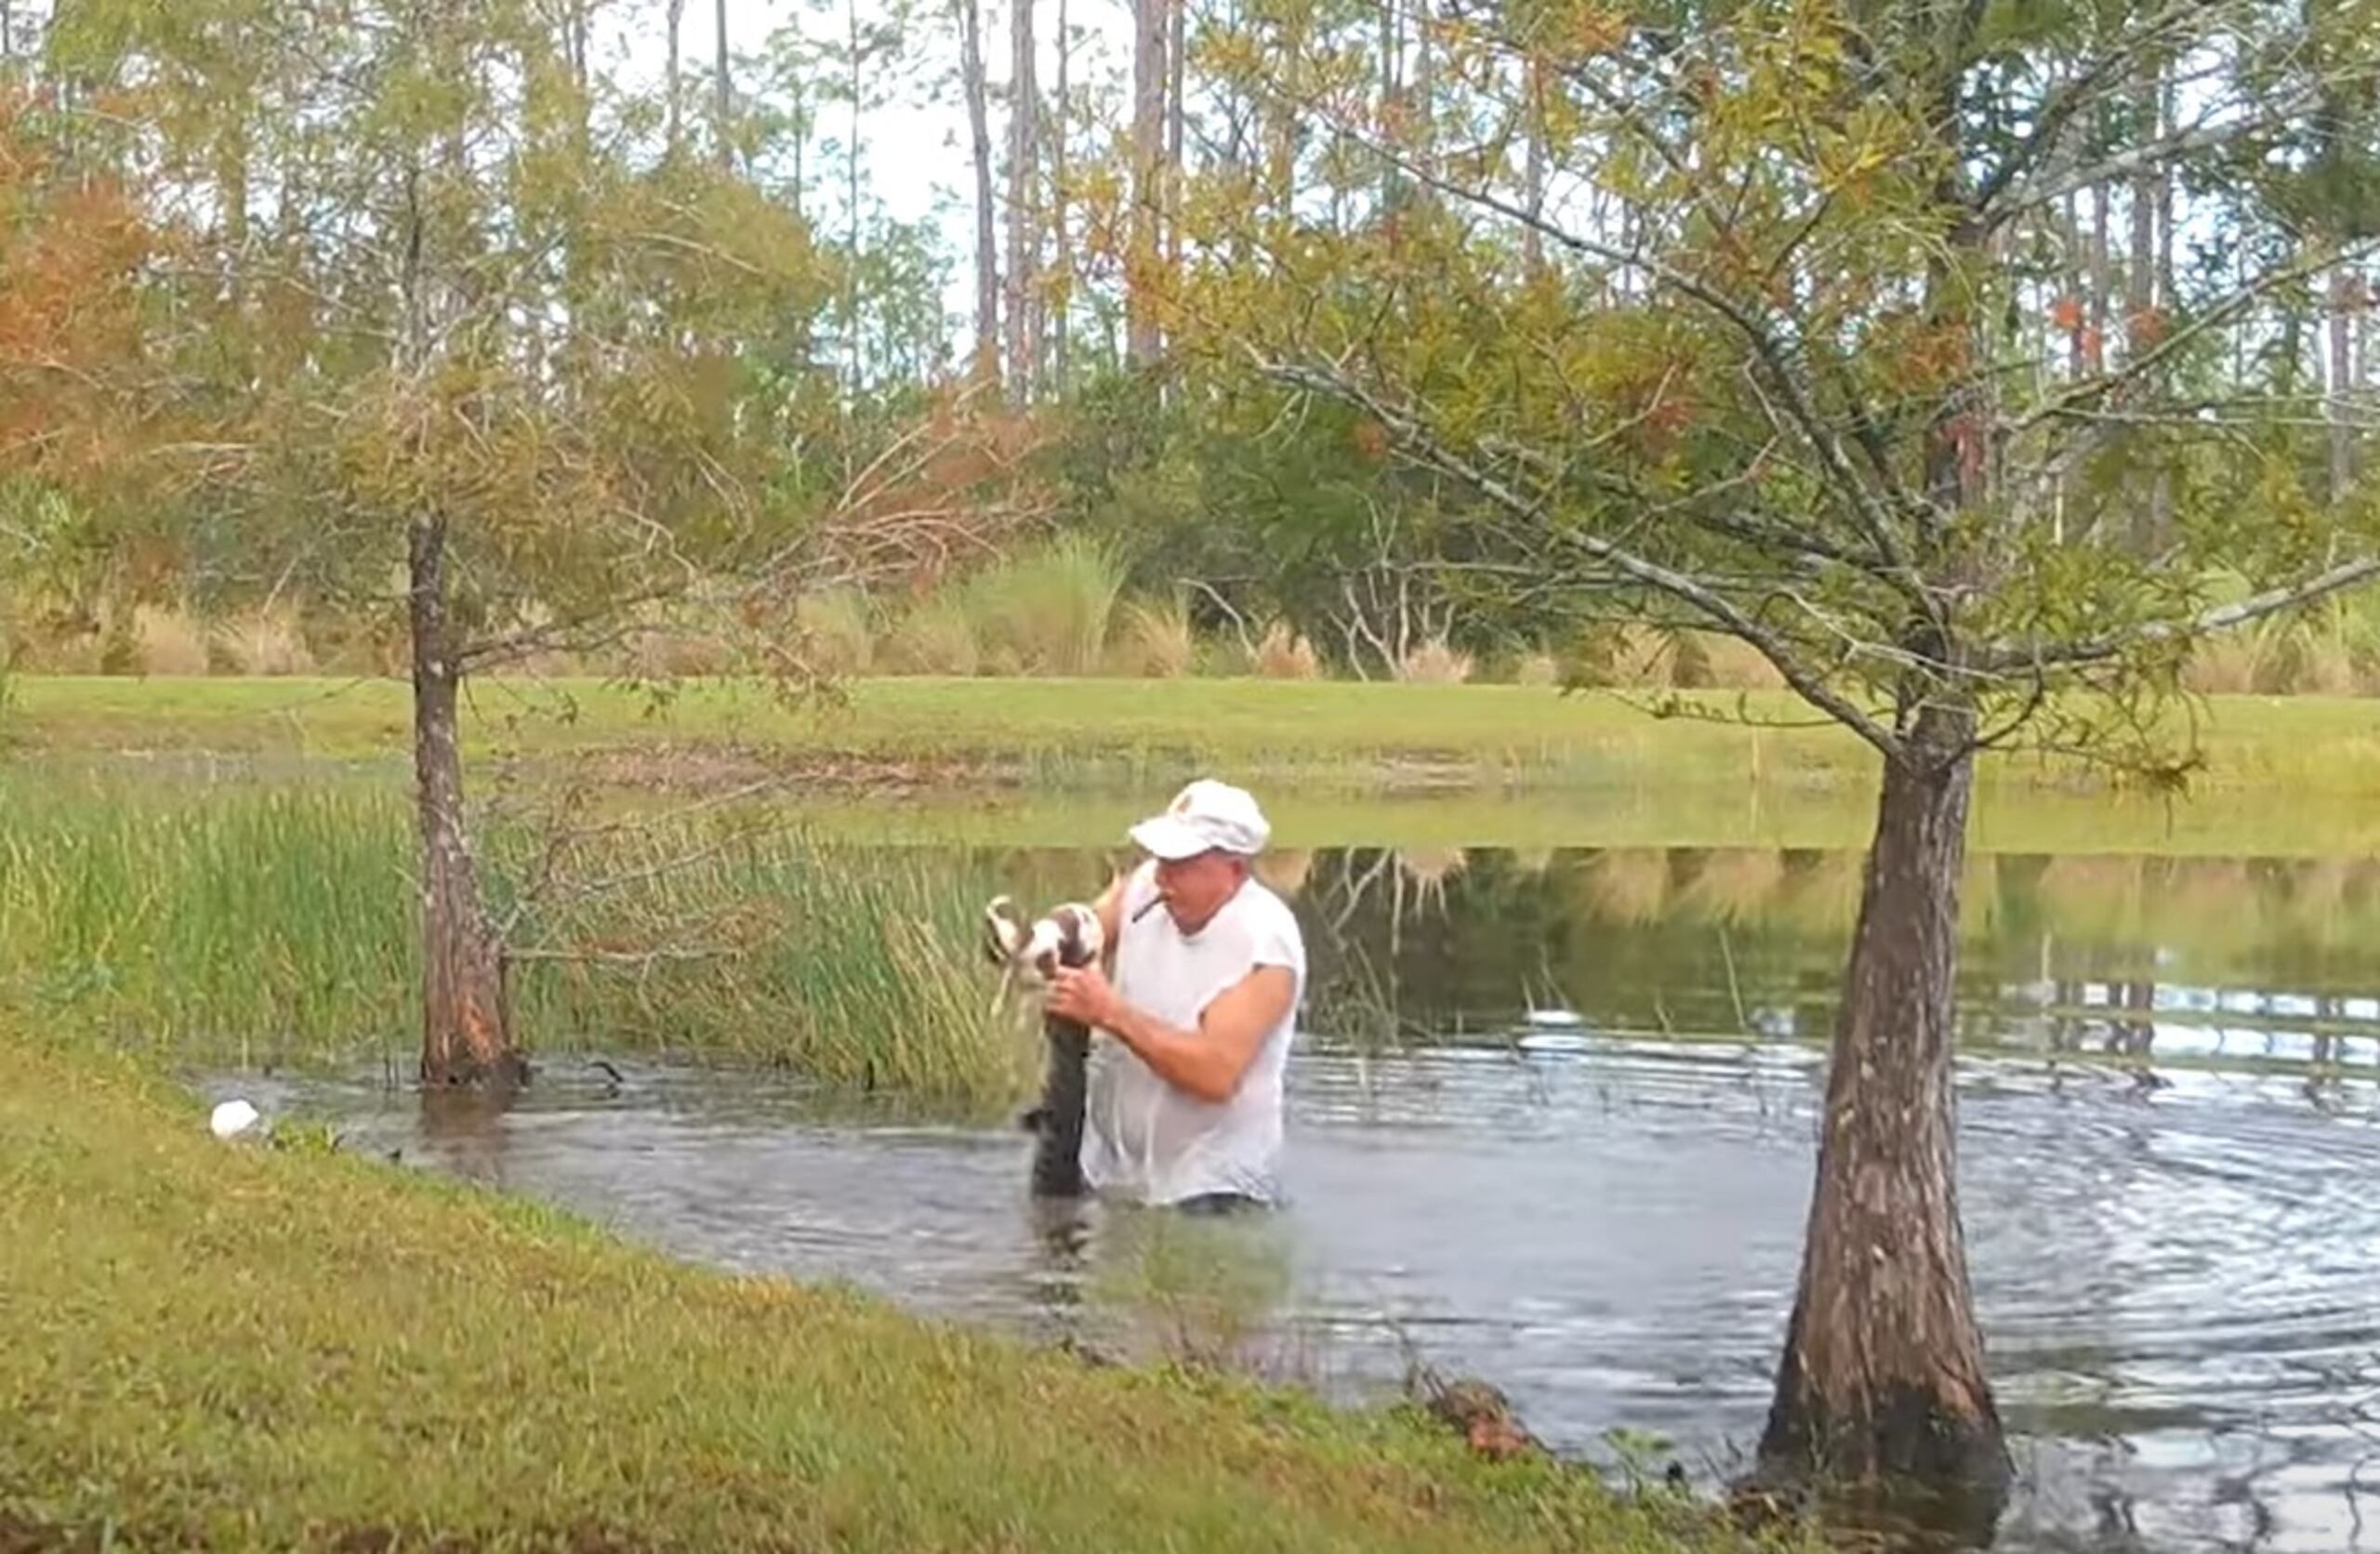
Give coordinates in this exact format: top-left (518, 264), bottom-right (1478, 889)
top-left (7, 0), bottom-right (2374, 679)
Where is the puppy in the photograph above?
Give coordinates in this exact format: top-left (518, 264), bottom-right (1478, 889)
top-left (984, 895), bottom-right (1104, 1199)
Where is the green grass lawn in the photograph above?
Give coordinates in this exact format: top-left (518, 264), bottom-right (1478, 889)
top-left (5, 673), bottom-right (1860, 777)
top-left (0, 1033), bottom-right (1778, 1553)
top-left (11, 673), bottom-right (2378, 797)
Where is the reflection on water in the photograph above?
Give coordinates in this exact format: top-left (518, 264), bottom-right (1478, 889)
top-left (228, 845), bottom-right (2380, 1554)
top-left (1273, 847), bottom-right (2380, 1076)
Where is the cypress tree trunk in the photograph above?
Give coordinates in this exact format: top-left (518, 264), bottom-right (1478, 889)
top-left (1760, 705), bottom-right (2007, 1506)
top-left (410, 514), bottom-right (521, 1090)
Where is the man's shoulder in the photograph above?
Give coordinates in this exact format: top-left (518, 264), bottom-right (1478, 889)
top-left (1235, 876), bottom-right (1306, 954)
top-left (1248, 876), bottom-right (1301, 926)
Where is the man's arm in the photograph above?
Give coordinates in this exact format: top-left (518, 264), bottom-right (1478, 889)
top-left (1046, 962), bottom-right (1295, 1105)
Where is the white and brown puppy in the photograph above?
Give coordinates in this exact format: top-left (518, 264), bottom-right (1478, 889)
top-left (984, 895), bottom-right (1105, 1199)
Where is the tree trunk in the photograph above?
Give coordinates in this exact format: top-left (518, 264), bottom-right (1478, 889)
top-left (1760, 709), bottom-right (2007, 1506)
top-left (410, 515), bottom-right (520, 1089)
top-left (567, 0), bottom-right (592, 153)
top-left (1378, 0), bottom-right (1399, 210)
top-left (665, 0), bottom-right (686, 158)
top-left (218, 115), bottom-right (250, 310)
top-left (713, 0), bottom-right (733, 167)
top-left (1006, 0), bottom-right (1038, 397)
top-left (2053, 192), bottom-right (2087, 542)
top-left (2149, 63), bottom-right (2175, 544)
top-left (564, 0), bottom-right (586, 96)
top-left (2087, 179), bottom-right (2109, 377)
top-left (2124, 154), bottom-right (2160, 553)
top-left (1411, 0), bottom-right (1432, 169)
top-left (960, 0), bottom-right (998, 385)
top-left (1166, 0), bottom-right (1184, 271)
top-left (2360, 271), bottom-right (2371, 404)
top-left (2060, 193), bottom-right (2083, 380)
top-left (846, 0), bottom-right (863, 391)
top-left (790, 73), bottom-right (806, 224)
top-left (2331, 264), bottom-right (2358, 505)
top-left (1051, 0), bottom-right (1070, 391)
top-left (1522, 57), bottom-right (1545, 272)
top-left (1127, 0), bottom-right (1167, 366)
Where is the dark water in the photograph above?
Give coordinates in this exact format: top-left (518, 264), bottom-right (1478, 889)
top-left (226, 846), bottom-right (2380, 1553)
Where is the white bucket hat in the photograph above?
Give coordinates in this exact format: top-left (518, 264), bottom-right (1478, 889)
top-left (1127, 778), bottom-right (1271, 860)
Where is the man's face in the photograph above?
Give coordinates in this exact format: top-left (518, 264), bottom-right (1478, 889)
top-left (1152, 849), bottom-right (1247, 933)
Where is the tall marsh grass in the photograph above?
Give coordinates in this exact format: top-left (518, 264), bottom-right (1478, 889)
top-left (1111, 594), bottom-right (1198, 678)
top-left (213, 606), bottom-right (318, 676)
top-left (0, 781), bottom-right (1036, 1108)
top-left (960, 533), bottom-right (1126, 676)
top-left (794, 588), bottom-right (879, 678)
top-left (880, 592), bottom-right (982, 675)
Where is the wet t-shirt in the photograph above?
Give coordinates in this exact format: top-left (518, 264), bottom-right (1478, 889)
top-left (1080, 861), bottom-right (1306, 1205)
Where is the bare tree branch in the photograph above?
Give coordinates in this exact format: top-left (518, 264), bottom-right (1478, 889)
top-left (1183, 577), bottom-right (1260, 661)
top-left (509, 943), bottom-right (741, 966)
top-left (1259, 353), bottom-right (1907, 759)
top-left (1969, 0), bottom-right (2221, 215)
top-left (1987, 89), bottom-right (2324, 225)
top-left (1977, 556), bottom-right (2380, 672)
top-left (1268, 101), bottom-right (1943, 628)
top-left (456, 579), bottom-right (692, 671)
top-left (2009, 238), bottom-right (2380, 436)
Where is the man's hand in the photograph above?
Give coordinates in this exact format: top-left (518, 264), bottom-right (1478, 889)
top-left (1049, 961), bottom-right (1295, 1106)
top-left (1047, 965), bottom-right (1121, 1031)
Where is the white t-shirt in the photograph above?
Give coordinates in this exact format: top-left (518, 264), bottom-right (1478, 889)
top-left (1080, 860), bottom-right (1306, 1205)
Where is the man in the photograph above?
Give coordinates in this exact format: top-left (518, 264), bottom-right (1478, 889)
top-left (1045, 778), bottom-right (1306, 1213)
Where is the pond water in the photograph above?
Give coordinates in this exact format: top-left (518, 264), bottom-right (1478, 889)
top-left (230, 845), bottom-right (2380, 1553)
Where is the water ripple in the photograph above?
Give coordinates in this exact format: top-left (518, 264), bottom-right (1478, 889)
top-left (244, 1031), bottom-right (2380, 1554)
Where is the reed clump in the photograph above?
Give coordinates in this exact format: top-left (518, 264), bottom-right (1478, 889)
top-left (0, 779), bottom-right (1034, 1108)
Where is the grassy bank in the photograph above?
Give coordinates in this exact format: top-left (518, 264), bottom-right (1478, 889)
top-left (714, 782), bottom-right (2380, 861)
top-left (0, 780), bottom-right (1030, 1103)
top-left (0, 1035), bottom-right (1770, 1553)
top-left (14, 674), bottom-right (2380, 801)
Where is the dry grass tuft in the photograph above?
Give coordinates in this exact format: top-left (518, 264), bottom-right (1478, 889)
top-left (1674, 632), bottom-right (1785, 690)
top-left (881, 596), bottom-right (982, 677)
top-left (794, 589), bottom-right (878, 678)
top-left (129, 606), bottom-right (211, 677)
top-left (1111, 596), bottom-right (1198, 678)
top-left (1398, 639), bottom-right (1474, 685)
top-left (1252, 623), bottom-right (1322, 680)
top-left (212, 608), bottom-right (317, 677)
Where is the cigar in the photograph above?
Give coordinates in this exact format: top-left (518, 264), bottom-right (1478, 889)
top-left (1131, 895), bottom-right (1165, 924)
